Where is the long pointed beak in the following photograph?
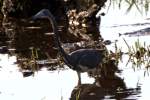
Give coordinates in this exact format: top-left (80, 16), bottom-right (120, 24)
top-left (32, 9), bottom-right (49, 20)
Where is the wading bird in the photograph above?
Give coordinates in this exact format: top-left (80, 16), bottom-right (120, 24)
top-left (32, 9), bottom-right (105, 85)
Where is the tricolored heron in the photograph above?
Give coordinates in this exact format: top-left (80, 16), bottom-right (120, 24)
top-left (32, 9), bottom-right (105, 85)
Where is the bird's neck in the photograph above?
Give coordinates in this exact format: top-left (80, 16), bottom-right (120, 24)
top-left (55, 35), bottom-right (70, 62)
top-left (47, 17), bottom-right (71, 65)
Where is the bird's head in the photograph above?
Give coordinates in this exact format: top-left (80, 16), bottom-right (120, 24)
top-left (32, 9), bottom-right (51, 20)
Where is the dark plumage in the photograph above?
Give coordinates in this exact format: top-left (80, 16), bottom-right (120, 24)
top-left (69, 49), bottom-right (105, 71)
top-left (32, 9), bottom-right (105, 85)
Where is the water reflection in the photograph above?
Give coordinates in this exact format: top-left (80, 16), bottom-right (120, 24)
top-left (70, 84), bottom-right (140, 100)
top-left (69, 55), bottom-right (141, 100)
top-left (0, 50), bottom-right (146, 100)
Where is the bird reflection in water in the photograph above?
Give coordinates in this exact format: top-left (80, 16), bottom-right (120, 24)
top-left (70, 59), bottom-right (141, 100)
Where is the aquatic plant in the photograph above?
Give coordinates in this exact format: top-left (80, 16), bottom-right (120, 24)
top-left (109, 0), bottom-right (150, 14)
top-left (123, 38), bottom-right (150, 73)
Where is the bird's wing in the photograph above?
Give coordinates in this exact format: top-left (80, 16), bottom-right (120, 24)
top-left (78, 53), bottom-right (100, 69)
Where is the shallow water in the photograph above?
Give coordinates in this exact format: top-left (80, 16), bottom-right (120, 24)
top-left (0, 54), bottom-right (94, 100)
top-left (100, 3), bottom-right (150, 100)
top-left (1, 2), bottom-right (150, 100)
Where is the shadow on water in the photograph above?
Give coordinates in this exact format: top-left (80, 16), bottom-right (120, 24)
top-left (70, 83), bottom-right (141, 100)
top-left (70, 60), bottom-right (141, 100)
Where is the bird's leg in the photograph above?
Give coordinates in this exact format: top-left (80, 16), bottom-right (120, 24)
top-left (77, 71), bottom-right (81, 85)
